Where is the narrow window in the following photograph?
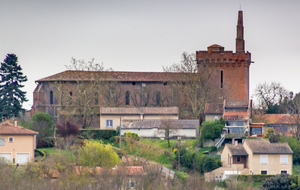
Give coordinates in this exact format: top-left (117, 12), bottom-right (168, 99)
top-left (50, 91), bottom-right (54, 104)
top-left (106, 120), bottom-right (113, 127)
top-left (0, 137), bottom-right (4, 146)
top-left (125, 91), bottom-right (130, 105)
top-left (69, 91), bottom-right (72, 105)
top-left (132, 82), bottom-right (136, 85)
top-left (237, 157), bottom-right (241, 162)
top-left (221, 70), bottom-right (223, 88)
top-left (8, 137), bottom-right (13, 143)
top-left (95, 92), bottom-right (99, 105)
top-left (156, 91), bottom-right (161, 106)
top-left (281, 171), bottom-right (287, 174)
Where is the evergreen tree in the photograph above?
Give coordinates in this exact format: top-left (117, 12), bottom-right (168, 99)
top-left (0, 54), bottom-right (28, 118)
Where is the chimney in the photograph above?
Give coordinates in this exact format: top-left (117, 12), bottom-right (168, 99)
top-left (14, 118), bottom-right (18, 127)
top-left (235, 140), bottom-right (239, 146)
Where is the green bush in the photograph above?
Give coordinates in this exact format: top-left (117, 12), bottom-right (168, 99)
top-left (237, 175), bottom-right (275, 182)
top-left (79, 129), bottom-right (117, 140)
top-left (200, 119), bottom-right (225, 141)
top-left (262, 174), bottom-right (298, 190)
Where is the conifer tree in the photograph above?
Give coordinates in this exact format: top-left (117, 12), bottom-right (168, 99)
top-left (0, 54), bottom-right (28, 118)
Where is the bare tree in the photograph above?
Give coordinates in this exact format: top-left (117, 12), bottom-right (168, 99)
top-left (164, 52), bottom-right (220, 119)
top-left (159, 119), bottom-right (180, 147)
top-left (254, 82), bottom-right (291, 112)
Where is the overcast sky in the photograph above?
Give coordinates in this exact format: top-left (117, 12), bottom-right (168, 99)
top-left (1, 0), bottom-right (300, 110)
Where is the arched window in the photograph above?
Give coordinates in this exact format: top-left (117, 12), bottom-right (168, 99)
top-left (50, 91), bottom-right (53, 104)
top-left (125, 90), bottom-right (130, 105)
top-left (156, 91), bottom-right (161, 106)
top-left (221, 70), bottom-right (223, 88)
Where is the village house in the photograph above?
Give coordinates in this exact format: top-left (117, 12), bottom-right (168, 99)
top-left (205, 139), bottom-right (293, 182)
top-left (0, 119), bottom-right (38, 164)
top-left (121, 119), bottom-right (198, 138)
top-left (100, 107), bottom-right (179, 129)
top-left (251, 114), bottom-right (297, 137)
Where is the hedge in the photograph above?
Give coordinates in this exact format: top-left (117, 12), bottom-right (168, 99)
top-left (79, 129), bottom-right (117, 140)
top-left (237, 175), bottom-right (275, 182)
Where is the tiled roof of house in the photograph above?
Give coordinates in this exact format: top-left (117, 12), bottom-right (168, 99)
top-left (122, 119), bottom-right (198, 129)
top-left (204, 103), bottom-right (223, 114)
top-left (100, 107), bottom-right (179, 115)
top-left (0, 120), bottom-right (38, 135)
top-left (227, 144), bottom-right (248, 156)
top-left (223, 112), bottom-right (249, 121)
top-left (36, 70), bottom-right (185, 82)
top-left (244, 139), bottom-right (293, 154)
top-left (252, 114), bottom-right (295, 124)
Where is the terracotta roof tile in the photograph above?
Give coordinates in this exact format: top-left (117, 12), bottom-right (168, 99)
top-left (36, 70), bottom-right (185, 82)
top-left (252, 114), bottom-right (294, 124)
top-left (204, 103), bottom-right (223, 114)
top-left (100, 107), bottom-right (179, 115)
top-left (244, 139), bottom-right (293, 154)
top-left (223, 112), bottom-right (249, 121)
top-left (0, 121), bottom-right (38, 135)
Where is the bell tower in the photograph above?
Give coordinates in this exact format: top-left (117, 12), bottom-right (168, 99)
top-left (196, 10), bottom-right (251, 102)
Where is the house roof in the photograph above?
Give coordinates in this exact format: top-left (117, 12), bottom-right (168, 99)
top-left (36, 70), bottom-right (184, 83)
top-left (244, 139), bottom-right (293, 154)
top-left (223, 112), bottom-right (249, 121)
top-left (100, 107), bottom-right (179, 115)
top-left (204, 103), bottom-right (223, 114)
top-left (122, 119), bottom-right (198, 129)
top-left (252, 114), bottom-right (295, 125)
top-left (0, 120), bottom-right (38, 135)
top-left (227, 144), bottom-right (248, 156)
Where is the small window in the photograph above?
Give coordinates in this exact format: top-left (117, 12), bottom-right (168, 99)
top-left (8, 137), bottom-right (13, 143)
top-left (261, 171), bottom-right (267, 175)
top-left (261, 155), bottom-right (268, 165)
top-left (106, 120), bottom-right (113, 128)
top-left (281, 171), bottom-right (287, 174)
top-left (125, 91), bottom-right (130, 105)
top-left (226, 121), bottom-right (235, 126)
top-left (69, 91), bottom-right (72, 105)
top-left (220, 70), bottom-right (223, 88)
top-left (236, 121), bottom-right (244, 126)
top-left (237, 157), bottom-right (241, 162)
top-left (281, 155), bottom-right (288, 164)
top-left (156, 91), bottom-right (161, 106)
top-left (50, 91), bottom-right (54, 104)
top-left (132, 82), bottom-right (136, 85)
top-left (0, 137), bottom-right (4, 146)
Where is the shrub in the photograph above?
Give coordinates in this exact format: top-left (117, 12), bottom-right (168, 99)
top-left (79, 129), bottom-right (117, 140)
top-left (31, 112), bottom-right (54, 147)
top-left (56, 122), bottom-right (79, 138)
top-left (200, 119), bottom-right (225, 141)
top-left (124, 132), bottom-right (138, 140)
top-left (262, 174), bottom-right (298, 190)
top-left (76, 140), bottom-right (120, 167)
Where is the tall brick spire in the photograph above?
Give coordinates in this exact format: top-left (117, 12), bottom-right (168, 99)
top-left (236, 10), bottom-right (245, 53)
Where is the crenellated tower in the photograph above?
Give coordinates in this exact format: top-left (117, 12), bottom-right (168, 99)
top-left (196, 10), bottom-right (251, 102)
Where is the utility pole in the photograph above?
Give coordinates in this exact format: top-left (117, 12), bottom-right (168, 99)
top-left (119, 116), bottom-right (122, 149)
top-left (178, 136), bottom-right (181, 172)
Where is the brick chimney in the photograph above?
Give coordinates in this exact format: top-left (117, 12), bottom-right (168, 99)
top-left (236, 10), bottom-right (245, 53)
top-left (14, 118), bottom-right (18, 127)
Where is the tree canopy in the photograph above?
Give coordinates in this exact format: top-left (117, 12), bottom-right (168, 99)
top-left (0, 54), bottom-right (28, 118)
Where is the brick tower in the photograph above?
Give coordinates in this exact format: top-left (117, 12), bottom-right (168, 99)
top-left (196, 10), bottom-right (251, 101)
